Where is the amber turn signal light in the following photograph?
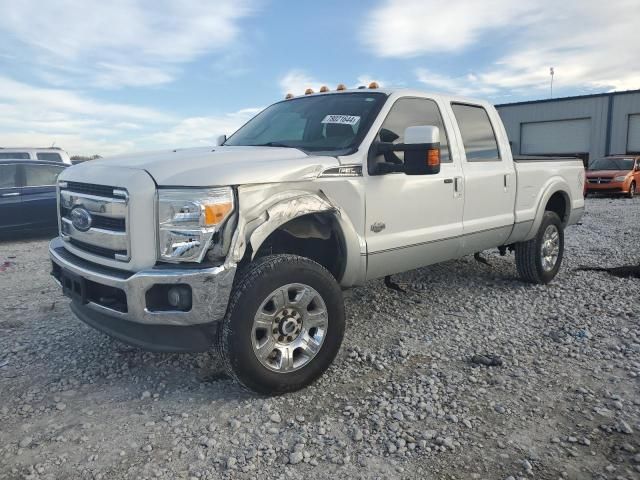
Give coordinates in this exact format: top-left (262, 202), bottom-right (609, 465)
top-left (427, 149), bottom-right (440, 167)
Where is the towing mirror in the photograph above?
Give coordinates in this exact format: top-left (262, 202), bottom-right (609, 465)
top-left (402, 126), bottom-right (441, 175)
top-left (374, 125), bottom-right (441, 175)
top-left (215, 134), bottom-right (227, 146)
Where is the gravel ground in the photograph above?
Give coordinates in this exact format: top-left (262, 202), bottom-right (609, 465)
top-left (1, 197), bottom-right (639, 480)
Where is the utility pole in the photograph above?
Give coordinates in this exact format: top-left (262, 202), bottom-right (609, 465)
top-left (550, 67), bottom-right (554, 99)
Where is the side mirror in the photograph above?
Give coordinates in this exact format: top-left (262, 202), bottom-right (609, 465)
top-left (402, 126), bottom-right (441, 175)
top-left (215, 134), bottom-right (227, 146)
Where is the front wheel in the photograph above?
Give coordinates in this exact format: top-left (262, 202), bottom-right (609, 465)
top-left (218, 254), bottom-right (345, 395)
top-left (515, 211), bottom-right (564, 284)
top-left (627, 181), bottom-right (636, 199)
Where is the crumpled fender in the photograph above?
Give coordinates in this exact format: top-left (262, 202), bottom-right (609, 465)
top-left (228, 188), bottom-right (365, 286)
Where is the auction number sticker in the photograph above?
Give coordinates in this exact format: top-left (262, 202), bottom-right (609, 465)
top-left (321, 114), bottom-right (360, 125)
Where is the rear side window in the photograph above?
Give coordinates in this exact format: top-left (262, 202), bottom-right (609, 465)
top-left (23, 164), bottom-right (65, 187)
top-left (451, 103), bottom-right (501, 162)
top-left (0, 164), bottom-right (19, 188)
top-left (36, 152), bottom-right (62, 162)
top-left (0, 152), bottom-right (30, 160)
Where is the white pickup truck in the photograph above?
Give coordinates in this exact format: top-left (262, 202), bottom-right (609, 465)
top-left (50, 87), bottom-right (585, 394)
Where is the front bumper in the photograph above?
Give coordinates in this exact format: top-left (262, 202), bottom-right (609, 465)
top-left (49, 237), bottom-right (236, 350)
top-left (585, 180), bottom-right (628, 193)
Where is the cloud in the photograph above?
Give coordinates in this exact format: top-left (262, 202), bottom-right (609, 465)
top-left (416, 69), bottom-right (499, 97)
top-left (361, 0), bottom-right (533, 57)
top-left (279, 70), bottom-right (332, 96)
top-left (279, 70), bottom-right (389, 95)
top-left (0, 0), bottom-right (256, 88)
top-left (0, 76), bottom-right (170, 122)
top-left (363, 0), bottom-right (640, 94)
top-left (143, 108), bottom-right (263, 148)
top-left (0, 74), bottom-right (261, 156)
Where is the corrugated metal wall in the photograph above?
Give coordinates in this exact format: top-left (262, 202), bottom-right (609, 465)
top-left (496, 91), bottom-right (640, 163)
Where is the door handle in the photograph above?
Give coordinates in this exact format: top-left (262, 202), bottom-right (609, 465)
top-left (443, 178), bottom-right (453, 184)
top-left (454, 177), bottom-right (463, 193)
top-left (1, 192), bottom-right (19, 197)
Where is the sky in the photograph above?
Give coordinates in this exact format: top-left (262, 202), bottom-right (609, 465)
top-left (0, 0), bottom-right (638, 156)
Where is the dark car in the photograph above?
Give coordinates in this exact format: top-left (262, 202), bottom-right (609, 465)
top-left (0, 159), bottom-right (67, 235)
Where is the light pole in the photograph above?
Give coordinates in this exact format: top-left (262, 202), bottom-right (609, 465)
top-left (550, 67), bottom-right (554, 99)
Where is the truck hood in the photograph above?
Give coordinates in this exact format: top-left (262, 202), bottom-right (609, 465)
top-left (586, 170), bottom-right (629, 178)
top-left (69, 146), bottom-right (340, 186)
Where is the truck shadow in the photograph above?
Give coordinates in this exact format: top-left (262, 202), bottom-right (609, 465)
top-left (574, 264), bottom-right (640, 279)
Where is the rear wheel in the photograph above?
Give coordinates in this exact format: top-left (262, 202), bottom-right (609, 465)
top-left (627, 181), bottom-right (636, 199)
top-left (218, 254), bottom-right (345, 395)
top-left (515, 211), bottom-right (564, 284)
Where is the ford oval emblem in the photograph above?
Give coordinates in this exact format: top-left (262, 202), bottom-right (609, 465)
top-left (70, 207), bottom-right (92, 232)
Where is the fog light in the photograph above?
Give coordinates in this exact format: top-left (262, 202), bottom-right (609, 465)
top-left (167, 286), bottom-right (192, 311)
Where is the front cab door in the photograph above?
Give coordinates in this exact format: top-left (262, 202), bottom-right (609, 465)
top-left (365, 97), bottom-right (464, 279)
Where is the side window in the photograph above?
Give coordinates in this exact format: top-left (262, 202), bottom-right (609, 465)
top-left (36, 152), bottom-right (62, 162)
top-left (451, 103), bottom-right (501, 162)
top-left (0, 152), bottom-right (29, 160)
top-left (0, 164), bottom-right (19, 189)
top-left (23, 164), bottom-right (65, 187)
top-left (376, 98), bottom-right (451, 164)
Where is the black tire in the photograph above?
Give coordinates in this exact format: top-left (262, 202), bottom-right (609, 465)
top-left (218, 254), bottom-right (345, 395)
top-left (515, 211), bottom-right (564, 284)
top-left (627, 182), bottom-right (636, 199)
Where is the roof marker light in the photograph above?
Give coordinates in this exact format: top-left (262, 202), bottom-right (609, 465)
top-left (336, 84), bottom-right (347, 91)
top-left (304, 88), bottom-right (314, 95)
top-left (285, 93), bottom-right (294, 99)
top-left (368, 81), bottom-right (379, 89)
top-left (319, 85), bottom-right (329, 92)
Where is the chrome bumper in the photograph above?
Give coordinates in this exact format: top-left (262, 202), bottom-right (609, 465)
top-left (49, 237), bottom-right (236, 327)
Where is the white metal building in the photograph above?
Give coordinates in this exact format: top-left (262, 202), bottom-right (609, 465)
top-left (496, 89), bottom-right (640, 166)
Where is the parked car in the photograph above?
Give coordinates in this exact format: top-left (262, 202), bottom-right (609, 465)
top-left (49, 86), bottom-right (585, 394)
top-left (0, 147), bottom-right (72, 165)
top-left (586, 155), bottom-right (639, 198)
top-left (0, 160), bottom-right (67, 235)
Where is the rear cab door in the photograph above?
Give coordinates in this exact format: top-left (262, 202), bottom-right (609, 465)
top-left (447, 101), bottom-right (516, 254)
top-left (0, 163), bottom-right (23, 231)
top-left (20, 163), bottom-right (66, 229)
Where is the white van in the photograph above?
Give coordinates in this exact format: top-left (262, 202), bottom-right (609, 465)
top-left (0, 147), bottom-right (72, 165)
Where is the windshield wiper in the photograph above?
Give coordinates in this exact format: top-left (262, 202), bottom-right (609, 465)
top-left (250, 142), bottom-right (296, 148)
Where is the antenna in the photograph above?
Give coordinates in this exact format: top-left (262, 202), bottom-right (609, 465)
top-left (550, 67), bottom-right (554, 99)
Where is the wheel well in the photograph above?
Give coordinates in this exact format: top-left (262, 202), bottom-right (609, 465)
top-left (545, 191), bottom-right (569, 225)
top-left (244, 213), bottom-right (346, 281)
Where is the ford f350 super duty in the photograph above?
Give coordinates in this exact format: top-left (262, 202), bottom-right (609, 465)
top-left (49, 86), bottom-right (585, 394)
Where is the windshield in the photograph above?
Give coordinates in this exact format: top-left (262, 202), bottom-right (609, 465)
top-left (224, 92), bottom-right (387, 154)
top-left (589, 157), bottom-right (634, 170)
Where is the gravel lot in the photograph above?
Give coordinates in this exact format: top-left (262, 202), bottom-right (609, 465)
top-left (1, 197), bottom-right (639, 480)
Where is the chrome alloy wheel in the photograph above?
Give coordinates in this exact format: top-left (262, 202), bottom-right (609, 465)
top-left (541, 224), bottom-right (560, 272)
top-left (251, 283), bottom-right (328, 372)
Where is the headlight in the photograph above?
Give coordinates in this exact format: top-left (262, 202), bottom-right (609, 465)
top-left (613, 175), bottom-right (628, 182)
top-left (157, 187), bottom-right (234, 262)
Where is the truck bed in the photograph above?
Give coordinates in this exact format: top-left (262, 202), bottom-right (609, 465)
top-left (512, 155), bottom-right (585, 233)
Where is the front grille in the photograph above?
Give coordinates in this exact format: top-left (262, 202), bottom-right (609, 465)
top-left (588, 177), bottom-right (612, 184)
top-left (69, 238), bottom-right (127, 259)
top-left (59, 182), bottom-right (130, 261)
top-left (65, 181), bottom-right (118, 198)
